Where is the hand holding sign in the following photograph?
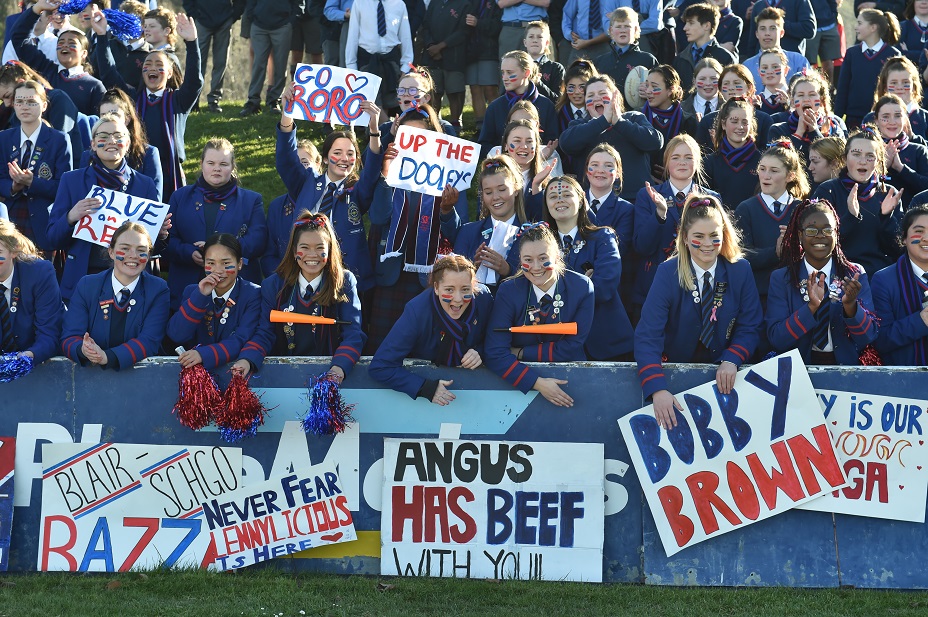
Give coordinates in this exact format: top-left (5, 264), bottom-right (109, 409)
top-left (386, 126), bottom-right (478, 197)
top-left (284, 64), bottom-right (382, 127)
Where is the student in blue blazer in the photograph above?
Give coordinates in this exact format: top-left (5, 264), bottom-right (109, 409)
top-left (583, 144), bottom-right (634, 254)
top-left (872, 94), bottom-right (928, 206)
top-left (78, 88), bottom-right (164, 201)
top-left (696, 64), bottom-right (774, 151)
top-left (448, 157), bottom-right (526, 294)
top-left (766, 198), bottom-right (879, 365)
top-left (269, 89), bottom-right (383, 291)
top-left (812, 126), bottom-right (905, 277)
top-left (544, 175), bottom-right (634, 360)
top-left (861, 57), bottom-right (928, 142)
top-left (478, 51), bottom-right (560, 159)
top-left (234, 212), bottom-right (366, 380)
top-left (167, 234), bottom-right (262, 370)
top-left (45, 114), bottom-right (161, 302)
top-left (92, 10), bottom-right (203, 201)
top-left (871, 204), bottom-right (928, 365)
top-left (0, 80), bottom-right (72, 252)
top-left (635, 194), bottom-right (763, 429)
top-left (0, 220), bottom-right (63, 364)
top-left (61, 222), bottom-right (170, 370)
top-left (633, 134), bottom-right (720, 311)
top-left (702, 97), bottom-right (761, 210)
top-left (484, 223), bottom-right (595, 407)
top-left (369, 255), bottom-right (493, 403)
top-left (559, 74), bottom-right (664, 204)
top-left (166, 138), bottom-right (266, 309)
top-left (11, 1), bottom-right (106, 116)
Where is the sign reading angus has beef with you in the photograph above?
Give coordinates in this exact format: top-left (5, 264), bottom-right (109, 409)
top-left (381, 439), bottom-right (604, 582)
top-left (619, 350), bottom-right (849, 556)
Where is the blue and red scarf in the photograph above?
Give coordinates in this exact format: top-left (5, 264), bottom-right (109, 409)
top-left (90, 153), bottom-right (130, 191)
top-left (719, 135), bottom-right (757, 172)
top-left (431, 291), bottom-right (476, 367)
top-left (136, 90), bottom-right (183, 196)
top-left (883, 131), bottom-right (910, 151)
top-left (787, 111), bottom-right (840, 138)
top-left (381, 188), bottom-right (441, 272)
top-left (840, 171), bottom-right (881, 200)
top-left (644, 101), bottom-right (683, 139)
top-left (505, 80), bottom-right (539, 108)
top-left (896, 254), bottom-right (928, 364)
top-left (195, 175), bottom-right (238, 203)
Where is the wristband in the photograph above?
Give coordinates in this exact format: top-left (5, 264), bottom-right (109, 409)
top-left (369, 132), bottom-right (381, 137)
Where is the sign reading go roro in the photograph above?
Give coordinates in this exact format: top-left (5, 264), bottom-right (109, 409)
top-left (284, 64), bottom-right (382, 127)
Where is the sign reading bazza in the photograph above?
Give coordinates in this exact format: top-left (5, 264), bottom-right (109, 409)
top-left (202, 462), bottom-right (356, 571)
top-left (71, 186), bottom-right (169, 248)
top-left (0, 437), bottom-right (14, 572)
top-left (799, 390), bottom-right (928, 523)
top-left (619, 350), bottom-right (848, 556)
top-left (284, 64), bottom-right (381, 127)
top-left (386, 126), bottom-right (479, 197)
top-left (38, 443), bottom-right (241, 571)
top-left (381, 439), bottom-right (605, 582)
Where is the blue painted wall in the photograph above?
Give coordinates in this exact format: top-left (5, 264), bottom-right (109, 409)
top-left (1, 359), bottom-right (925, 587)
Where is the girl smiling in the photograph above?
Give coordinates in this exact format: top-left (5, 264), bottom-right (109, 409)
top-left (703, 97), bottom-right (761, 209)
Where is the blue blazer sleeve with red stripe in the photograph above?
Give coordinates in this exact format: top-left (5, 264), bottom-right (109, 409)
top-left (9, 258), bottom-right (63, 364)
top-left (871, 260), bottom-right (928, 365)
top-left (165, 280), bottom-right (262, 369)
top-left (765, 263), bottom-right (879, 365)
top-left (485, 271), bottom-right (594, 394)
top-left (61, 270), bottom-right (169, 370)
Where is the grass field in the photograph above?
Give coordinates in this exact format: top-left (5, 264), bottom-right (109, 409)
top-left (2, 569), bottom-right (928, 617)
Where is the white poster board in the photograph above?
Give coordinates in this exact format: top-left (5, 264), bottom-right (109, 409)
top-left (381, 438), bottom-right (604, 582)
top-left (284, 64), bottom-right (381, 127)
top-left (71, 186), bottom-right (168, 248)
top-left (386, 126), bottom-right (478, 197)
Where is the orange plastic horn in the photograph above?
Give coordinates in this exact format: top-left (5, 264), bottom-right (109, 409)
top-left (495, 322), bottom-right (578, 335)
top-left (269, 310), bottom-right (350, 326)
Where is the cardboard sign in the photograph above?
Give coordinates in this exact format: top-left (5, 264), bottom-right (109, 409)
top-left (71, 186), bottom-right (169, 248)
top-left (38, 443), bottom-right (242, 571)
top-left (799, 390), bottom-right (928, 522)
top-left (0, 437), bottom-right (13, 572)
top-left (386, 126), bottom-right (478, 197)
top-left (381, 439), bottom-right (605, 582)
top-left (284, 64), bottom-right (382, 127)
top-left (202, 462), bottom-right (356, 571)
top-left (619, 350), bottom-right (848, 556)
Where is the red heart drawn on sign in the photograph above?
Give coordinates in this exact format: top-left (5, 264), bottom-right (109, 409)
top-left (320, 532), bottom-right (344, 542)
top-left (899, 485), bottom-right (905, 490)
top-left (831, 421), bottom-right (838, 425)
top-left (345, 74), bottom-right (369, 93)
top-left (918, 466), bottom-right (923, 470)
top-left (921, 440), bottom-right (925, 446)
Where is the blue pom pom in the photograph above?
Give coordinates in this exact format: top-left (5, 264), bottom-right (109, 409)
top-left (102, 10), bottom-right (143, 43)
top-left (301, 372), bottom-right (355, 436)
top-left (0, 353), bottom-right (34, 383)
top-left (218, 416), bottom-right (261, 443)
top-left (56, 0), bottom-right (93, 15)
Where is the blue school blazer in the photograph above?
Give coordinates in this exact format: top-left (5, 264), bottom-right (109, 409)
top-left (588, 192), bottom-right (634, 255)
top-left (0, 125), bottom-right (72, 250)
top-left (79, 144), bottom-right (164, 202)
top-left (368, 286), bottom-right (494, 399)
top-left (165, 184), bottom-right (267, 309)
top-left (451, 215), bottom-right (523, 279)
top-left (869, 258), bottom-right (928, 366)
top-left (166, 280), bottom-right (262, 369)
top-left (261, 193), bottom-right (292, 277)
top-left (564, 227), bottom-right (633, 359)
top-left (766, 262), bottom-right (878, 365)
top-left (631, 181), bottom-right (720, 305)
top-left (238, 271), bottom-right (366, 375)
top-left (45, 166), bottom-right (160, 301)
top-left (61, 269), bottom-right (169, 370)
top-left (274, 127), bottom-right (382, 291)
top-left (6, 258), bottom-right (63, 364)
top-left (485, 271), bottom-right (595, 394)
top-left (635, 257), bottom-right (762, 398)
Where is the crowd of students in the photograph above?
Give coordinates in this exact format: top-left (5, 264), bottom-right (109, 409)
top-left (2, 0), bottom-right (928, 417)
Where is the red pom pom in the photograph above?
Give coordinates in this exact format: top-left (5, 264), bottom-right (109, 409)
top-left (858, 344), bottom-right (883, 366)
top-left (215, 373), bottom-right (270, 441)
top-left (172, 365), bottom-right (222, 430)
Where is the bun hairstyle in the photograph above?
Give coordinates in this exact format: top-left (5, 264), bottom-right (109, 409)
top-left (779, 198), bottom-right (857, 287)
top-left (203, 232), bottom-right (243, 262)
top-left (673, 194), bottom-right (743, 289)
top-left (858, 8), bottom-right (901, 46)
top-left (397, 101), bottom-right (442, 132)
top-left (760, 139), bottom-right (810, 200)
top-left (648, 65), bottom-right (685, 104)
top-left (557, 59), bottom-right (599, 112)
top-left (276, 211), bottom-right (347, 306)
top-left (400, 65), bottom-right (437, 103)
top-left (429, 254), bottom-right (477, 287)
top-left (478, 156), bottom-right (527, 221)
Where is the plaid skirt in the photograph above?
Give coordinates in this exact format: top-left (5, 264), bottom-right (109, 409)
top-left (365, 270), bottom-right (424, 355)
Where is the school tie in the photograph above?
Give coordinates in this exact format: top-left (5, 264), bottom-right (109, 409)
top-left (704, 99), bottom-right (712, 116)
top-left (768, 94), bottom-right (778, 106)
top-left (20, 139), bottom-right (32, 168)
top-left (303, 284), bottom-right (314, 302)
top-left (319, 182), bottom-right (337, 215)
top-left (116, 287), bottom-right (130, 309)
top-left (699, 272), bottom-right (714, 349)
top-left (574, 109), bottom-right (584, 119)
top-left (675, 191), bottom-right (686, 203)
top-left (773, 200), bottom-right (782, 216)
top-left (213, 297), bottom-right (225, 314)
top-left (692, 46), bottom-right (704, 64)
top-left (539, 293), bottom-right (553, 320)
top-left (562, 234), bottom-right (573, 251)
top-left (588, 0), bottom-right (600, 39)
top-left (148, 92), bottom-right (160, 103)
top-left (0, 284), bottom-right (14, 353)
top-left (864, 48), bottom-right (876, 58)
top-left (590, 199), bottom-right (600, 214)
top-left (812, 296), bottom-right (831, 350)
top-left (58, 69), bottom-right (68, 80)
top-left (377, 0), bottom-right (387, 37)
top-left (923, 273), bottom-right (928, 285)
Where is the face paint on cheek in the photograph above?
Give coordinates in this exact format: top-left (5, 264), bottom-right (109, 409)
top-left (543, 261), bottom-right (553, 271)
top-left (296, 251), bottom-right (304, 259)
top-left (0, 256), bottom-right (6, 263)
top-left (910, 235), bottom-right (923, 245)
top-left (224, 264), bottom-right (236, 271)
top-left (711, 239), bottom-right (721, 247)
top-left (319, 251), bottom-right (328, 261)
top-left (462, 293), bottom-right (473, 302)
top-left (137, 252), bottom-right (149, 265)
top-left (113, 250), bottom-right (126, 261)
top-left (690, 240), bottom-right (702, 249)
top-left (440, 294), bottom-right (454, 303)
top-left (521, 263), bottom-right (532, 272)
top-left (507, 143), bottom-right (517, 153)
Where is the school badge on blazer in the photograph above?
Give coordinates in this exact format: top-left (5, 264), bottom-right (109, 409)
top-left (348, 203), bottom-right (361, 225)
top-left (37, 162), bottom-right (52, 180)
